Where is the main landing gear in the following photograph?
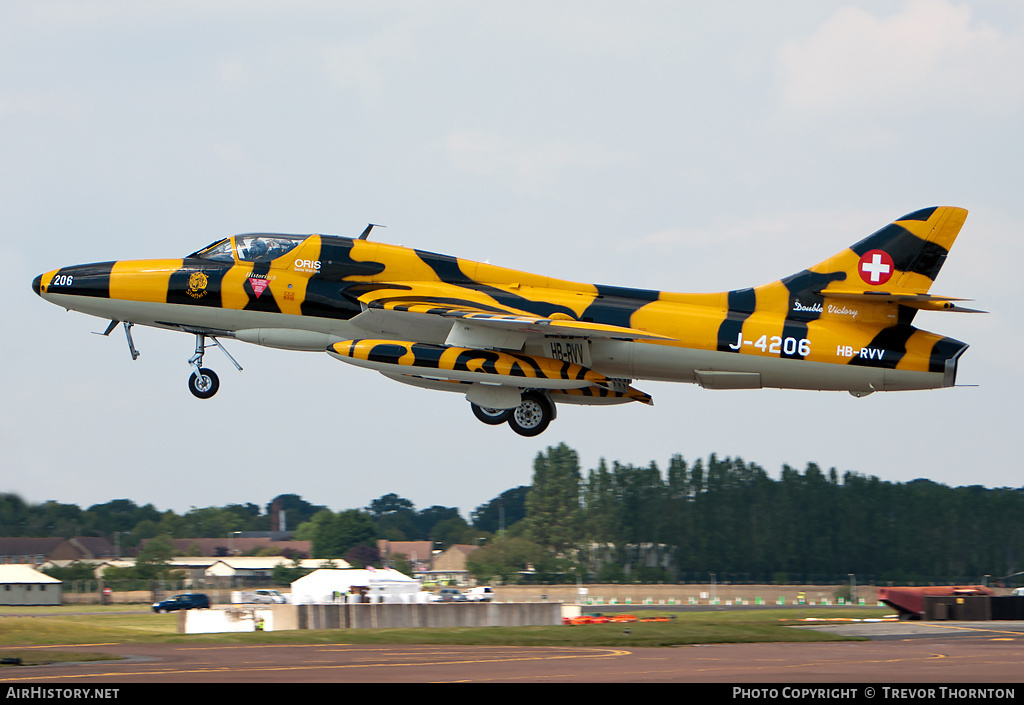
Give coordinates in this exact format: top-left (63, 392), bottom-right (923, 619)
top-left (471, 390), bottom-right (555, 437)
top-left (187, 332), bottom-right (242, 400)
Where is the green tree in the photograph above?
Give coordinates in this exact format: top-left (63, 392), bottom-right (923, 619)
top-left (180, 506), bottom-right (246, 538)
top-left (431, 515), bottom-right (475, 548)
top-left (42, 562), bottom-right (97, 581)
top-left (367, 494), bottom-right (419, 540)
top-left (134, 533), bottom-right (177, 580)
top-left (0, 494), bottom-right (29, 536)
top-left (312, 510), bottom-right (377, 559)
top-left (265, 494), bottom-right (327, 531)
top-left (414, 506), bottom-right (461, 540)
top-left (293, 508), bottom-right (333, 541)
top-left (367, 493), bottom-right (415, 517)
top-left (523, 443), bottom-right (583, 554)
top-left (87, 499), bottom-right (161, 535)
top-left (471, 486), bottom-right (529, 534)
top-left (466, 536), bottom-right (549, 584)
top-left (272, 556), bottom-right (311, 585)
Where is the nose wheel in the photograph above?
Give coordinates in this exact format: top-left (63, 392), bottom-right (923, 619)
top-left (188, 368), bottom-right (220, 399)
top-left (186, 332), bottom-right (241, 399)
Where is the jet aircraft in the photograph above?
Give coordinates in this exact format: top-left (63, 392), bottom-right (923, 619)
top-left (32, 207), bottom-right (979, 436)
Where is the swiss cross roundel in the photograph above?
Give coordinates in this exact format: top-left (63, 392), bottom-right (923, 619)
top-left (858, 249), bottom-right (895, 286)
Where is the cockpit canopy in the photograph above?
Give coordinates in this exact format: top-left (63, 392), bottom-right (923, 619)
top-left (190, 234), bottom-right (307, 264)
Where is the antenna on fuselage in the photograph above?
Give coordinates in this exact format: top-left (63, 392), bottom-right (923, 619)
top-left (358, 223), bottom-right (385, 240)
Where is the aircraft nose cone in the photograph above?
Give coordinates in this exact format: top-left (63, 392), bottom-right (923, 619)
top-left (31, 274), bottom-right (43, 296)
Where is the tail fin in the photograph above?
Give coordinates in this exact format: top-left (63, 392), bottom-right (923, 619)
top-left (752, 206), bottom-right (977, 316)
top-left (818, 206), bottom-right (968, 295)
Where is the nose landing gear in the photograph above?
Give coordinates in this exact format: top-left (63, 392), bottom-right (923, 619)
top-left (187, 333), bottom-right (242, 399)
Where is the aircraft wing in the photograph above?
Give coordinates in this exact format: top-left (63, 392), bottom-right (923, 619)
top-left (349, 292), bottom-right (671, 348)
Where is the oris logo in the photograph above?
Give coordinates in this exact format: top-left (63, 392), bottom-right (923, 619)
top-left (294, 259), bottom-right (321, 273)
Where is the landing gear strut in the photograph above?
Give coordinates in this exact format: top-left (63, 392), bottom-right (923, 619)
top-left (187, 333), bottom-right (242, 399)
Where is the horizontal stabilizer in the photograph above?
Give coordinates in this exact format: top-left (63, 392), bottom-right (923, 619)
top-left (819, 289), bottom-right (986, 313)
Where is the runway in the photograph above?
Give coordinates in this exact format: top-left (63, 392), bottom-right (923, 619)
top-left (1, 623), bottom-right (1022, 683)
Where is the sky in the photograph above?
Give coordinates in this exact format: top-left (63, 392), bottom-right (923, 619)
top-left (2, 0), bottom-right (1022, 520)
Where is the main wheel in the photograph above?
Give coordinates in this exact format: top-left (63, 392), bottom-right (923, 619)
top-left (188, 367), bottom-right (220, 399)
top-left (507, 391), bottom-right (553, 437)
top-left (471, 403), bottom-right (513, 425)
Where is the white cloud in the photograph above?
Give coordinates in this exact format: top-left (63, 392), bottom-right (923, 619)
top-left (320, 26), bottom-right (417, 98)
top-left (0, 91), bottom-right (87, 119)
top-left (217, 59), bottom-right (249, 88)
top-left (441, 129), bottom-right (636, 196)
top-left (777, 0), bottom-right (1024, 117)
top-left (212, 142), bottom-right (250, 168)
top-left (615, 206), bottom-right (901, 292)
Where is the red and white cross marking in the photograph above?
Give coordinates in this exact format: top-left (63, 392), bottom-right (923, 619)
top-left (858, 249), bottom-right (894, 285)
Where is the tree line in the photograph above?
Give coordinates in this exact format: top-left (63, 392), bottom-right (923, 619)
top-left (0, 489), bottom-right (524, 574)
top-left (490, 443), bottom-right (1024, 585)
top-left (5, 443), bottom-right (1021, 585)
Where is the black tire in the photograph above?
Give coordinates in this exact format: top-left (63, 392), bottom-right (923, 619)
top-left (471, 403), bottom-right (513, 425)
top-left (507, 391), bottom-right (553, 437)
top-left (188, 368), bottom-right (220, 399)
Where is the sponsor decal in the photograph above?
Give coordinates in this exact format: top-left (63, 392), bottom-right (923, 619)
top-left (858, 249), bottom-right (894, 285)
top-left (294, 258), bottom-right (321, 273)
top-left (187, 271), bottom-right (209, 299)
top-left (248, 277), bottom-right (269, 298)
top-left (794, 299), bottom-right (859, 318)
top-left (792, 300), bottom-right (823, 314)
top-left (827, 304), bottom-right (859, 319)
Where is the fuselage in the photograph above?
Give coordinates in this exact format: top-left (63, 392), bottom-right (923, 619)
top-left (33, 231), bottom-right (967, 396)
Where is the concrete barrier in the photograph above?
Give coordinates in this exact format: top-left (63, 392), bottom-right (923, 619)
top-left (298, 602), bottom-right (562, 630)
top-left (183, 604), bottom-right (299, 633)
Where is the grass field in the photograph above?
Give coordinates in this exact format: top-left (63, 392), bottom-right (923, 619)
top-left (0, 606), bottom-right (889, 653)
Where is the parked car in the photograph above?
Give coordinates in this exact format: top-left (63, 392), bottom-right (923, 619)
top-left (152, 593), bottom-right (211, 613)
top-left (432, 588), bottom-right (468, 602)
top-left (1012, 587), bottom-right (1024, 597)
top-left (465, 586), bottom-right (494, 602)
top-left (251, 589), bottom-right (288, 604)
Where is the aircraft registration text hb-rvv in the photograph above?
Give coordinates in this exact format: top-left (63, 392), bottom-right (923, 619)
top-left (33, 207), bottom-right (980, 436)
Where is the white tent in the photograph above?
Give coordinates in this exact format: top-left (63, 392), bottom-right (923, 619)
top-left (290, 568), bottom-right (427, 604)
top-left (0, 565), bottom-right (62, 605)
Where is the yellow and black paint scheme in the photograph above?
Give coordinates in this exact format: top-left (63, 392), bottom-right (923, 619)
top-left (33, 207), bottom-right (978, 435)
top-left (327, 339), bottom-right (653, 404)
